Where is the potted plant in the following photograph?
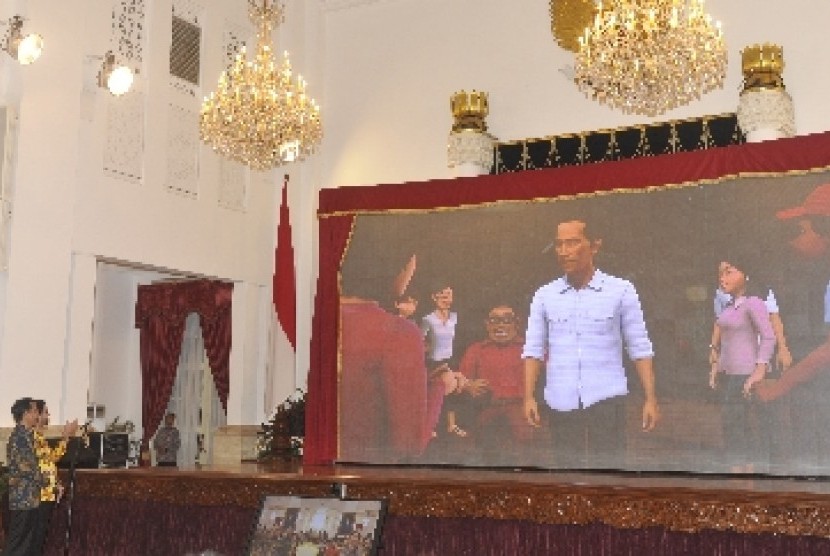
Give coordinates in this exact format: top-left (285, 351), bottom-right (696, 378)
top-left (257, 389), bottom-right (305, 461)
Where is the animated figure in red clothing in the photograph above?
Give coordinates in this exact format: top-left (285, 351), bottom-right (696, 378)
top-left (457, 304), bottom-right (544, 465)
top-left (755, 184), bottom-right (830, 402)
top-left (753, 184), bottom-right (830, 469)
top-left (339, 253), bottom-right (443, 464)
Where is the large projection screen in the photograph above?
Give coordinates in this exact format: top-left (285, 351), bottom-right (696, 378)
top-left (309, 132), bottom-right (830, 476)
top-left (303, 133), bottom-right (830, 476)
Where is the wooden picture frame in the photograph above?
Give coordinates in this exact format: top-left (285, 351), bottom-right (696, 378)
top-left (246, 493), bottom-right (387, 555)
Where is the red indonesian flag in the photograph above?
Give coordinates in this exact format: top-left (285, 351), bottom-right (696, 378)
top-left (266, 175), bottom-right (297, 412)
top-left (274, 176), bottom-right (297, 349)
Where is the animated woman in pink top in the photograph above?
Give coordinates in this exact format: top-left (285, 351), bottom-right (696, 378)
top-left (709, 255), bottom-right (775, 471)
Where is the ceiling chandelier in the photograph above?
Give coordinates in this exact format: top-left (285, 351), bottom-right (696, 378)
top-left (200, 0), bottom-right (322, 170)
top-left (573, 0), bottom-right (727, 117)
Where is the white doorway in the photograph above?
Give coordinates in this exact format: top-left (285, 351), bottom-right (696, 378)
top-left (160, 311), bottom-right (227, 466)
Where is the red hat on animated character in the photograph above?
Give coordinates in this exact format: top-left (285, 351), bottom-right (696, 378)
top-left (776, 183), bottom-right (830, 220)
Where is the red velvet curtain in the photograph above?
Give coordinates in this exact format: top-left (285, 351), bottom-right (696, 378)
top-left (135, 280), bottom-right (233, 447)
top-left (317, 131), bottom-right (830, 215)
top-left (377, 515), bottom-right (830, 556)
top-left (303, 215), bottom-right (354, 465)
top-left (44, 496), bottom-right (256, 555)
top-left (200, 285), bottom-right (233, 412)
top-left (306, 131), bottom-right (830, 466)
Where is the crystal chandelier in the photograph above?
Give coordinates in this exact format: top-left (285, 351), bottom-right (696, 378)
top-left (573, 0), bottom-right (727, 117)
top-left (200, 1), bottom-right (322, 170)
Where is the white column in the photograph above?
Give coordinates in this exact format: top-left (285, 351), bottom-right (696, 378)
top-left (63, 252), bottom-right (97, 423)
top-left (737, 44), bottom-right (795, 143)
top-left (737, 89), bottom-right (795, 143)
top-left (448, 90), bottom-right (496, 177)
top-left (447, 130), bottom-right (495, 177)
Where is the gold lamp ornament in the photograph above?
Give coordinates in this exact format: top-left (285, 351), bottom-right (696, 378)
top-left (740, 43), bottom-right (785, 92)
top-left (450, 90), bottom-right (489, 133)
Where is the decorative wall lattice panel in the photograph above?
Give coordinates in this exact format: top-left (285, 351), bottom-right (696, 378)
top-left (494, 113), bottom-right (744, 173)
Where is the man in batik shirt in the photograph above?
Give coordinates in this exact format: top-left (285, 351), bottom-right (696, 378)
top-left (32, 399), bottom-right (78, 553)
top-left (4, 397), bottom-right (44, 556)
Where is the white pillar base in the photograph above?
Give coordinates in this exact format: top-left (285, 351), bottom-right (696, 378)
top-left (737, 89), bottom-right (796, 143)
top-left (448, 130), bottom-right (495, 177)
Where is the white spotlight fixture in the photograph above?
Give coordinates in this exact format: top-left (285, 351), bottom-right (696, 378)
top-left (97, 51), bottom-right (134, 96)
top-left (3, 15), bottom-right (43, 65)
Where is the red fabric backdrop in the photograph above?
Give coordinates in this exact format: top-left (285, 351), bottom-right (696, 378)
top-left (304, 131), bottom-right (830, 465)
top-left (303, 216), bottom-right (353, 465)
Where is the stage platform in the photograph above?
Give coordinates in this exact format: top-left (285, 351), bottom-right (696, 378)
top-left (24, 461), bottom-right (830, 555)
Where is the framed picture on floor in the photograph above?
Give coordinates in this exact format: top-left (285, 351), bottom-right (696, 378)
top-left (246, 494), bottom-right (388, 556)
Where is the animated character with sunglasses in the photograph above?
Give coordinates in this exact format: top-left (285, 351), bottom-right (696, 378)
top-left (457, 304), bottom-right (544, 464)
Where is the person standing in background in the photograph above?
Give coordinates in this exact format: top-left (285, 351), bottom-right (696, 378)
top-left (153, 413), bottom-right (181, 467)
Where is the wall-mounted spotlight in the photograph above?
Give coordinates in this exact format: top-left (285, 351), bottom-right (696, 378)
top-left (3, 16), bottom-right (43, 65)
top-left (97, 51), bottom-right (134, 96)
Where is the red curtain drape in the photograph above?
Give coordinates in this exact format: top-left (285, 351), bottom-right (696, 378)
top-left (317, 131), bottom-right (830, 215)
top-left (305, 131), bottom-right (830, 466)
top-left (135, 279), bottom-right (233, 447)
top-left (303, 215), bottom-right (354, 465)
top-left (43, 495), bottom-right (256, 555)
top-left (200, 285), bottom-right (233, 412)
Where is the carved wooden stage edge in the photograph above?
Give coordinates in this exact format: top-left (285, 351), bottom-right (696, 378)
top-left (73, 465), bottom-right (830, 539)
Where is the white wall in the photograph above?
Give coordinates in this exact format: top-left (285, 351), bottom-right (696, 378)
top-left (2, 0), bottom-right (829, 427)
top-left (0, 0), bottom-right (282, 426)
top-left (0, 0), bottom-right (84, 424)
top-left (89, 262), bottom-right (160, 430)
top-left (281, 0), bottom-right (830, 389)
top-left (316, 0), bottom-right (830, 192)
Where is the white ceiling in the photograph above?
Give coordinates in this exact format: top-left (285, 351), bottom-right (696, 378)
top-left (320, 0), bottom-right (386, 12)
